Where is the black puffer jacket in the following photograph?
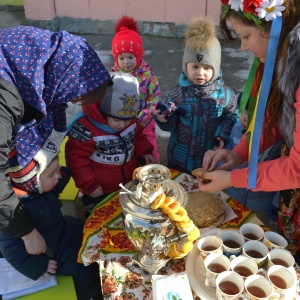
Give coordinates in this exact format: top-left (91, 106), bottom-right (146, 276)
top-left (0, 167), bottom-right (84, 280)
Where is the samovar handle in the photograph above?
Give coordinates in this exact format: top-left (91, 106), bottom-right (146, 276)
top-left (165, 232), bottom-right (188, 244)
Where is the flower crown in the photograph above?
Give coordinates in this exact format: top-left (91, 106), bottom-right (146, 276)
top-left (221, 0), bottom-right (285, 29)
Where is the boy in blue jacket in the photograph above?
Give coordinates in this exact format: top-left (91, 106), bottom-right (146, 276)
top-left (154, 16), bottom-right (237, 174)
top-left (0, 130), bottom-right (103, 300)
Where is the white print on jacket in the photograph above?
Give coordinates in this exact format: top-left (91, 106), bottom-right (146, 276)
top-left (91, 123), bottom-right (136, 165)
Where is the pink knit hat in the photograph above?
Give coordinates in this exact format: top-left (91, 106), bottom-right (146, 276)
top-left (111, 16), bottom-right (144, 67)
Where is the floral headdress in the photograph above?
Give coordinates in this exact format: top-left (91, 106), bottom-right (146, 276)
top-left (221, 0), bottom-right (285, 29)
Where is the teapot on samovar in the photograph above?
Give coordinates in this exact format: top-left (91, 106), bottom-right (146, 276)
top-left (119, 164), bottom-right (196, 274)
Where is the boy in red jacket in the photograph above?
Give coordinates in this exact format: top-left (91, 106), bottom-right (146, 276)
top-left (66, 72), bottom-right (154, 217)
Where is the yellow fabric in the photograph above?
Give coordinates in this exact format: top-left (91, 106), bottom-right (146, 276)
top-left (58, 137), bottom-right (79, 201)
top-left (16, 275), bottom-right (76, 299)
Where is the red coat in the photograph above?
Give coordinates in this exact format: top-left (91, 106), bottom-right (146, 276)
top-left (65, 102), bottom-right (154, 195)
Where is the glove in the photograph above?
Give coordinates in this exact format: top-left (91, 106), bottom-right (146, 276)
top-left (156, 101), bottom-right (186, 117)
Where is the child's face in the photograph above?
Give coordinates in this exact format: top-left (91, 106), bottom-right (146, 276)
top-left (117, 53), bottom-right (137, 72)
top-left (40, 157), bottom-right (62, 192)
top-left (107, 117), bottom-right (131, 131)
top-left (186, 62), bottom-right (213, 85)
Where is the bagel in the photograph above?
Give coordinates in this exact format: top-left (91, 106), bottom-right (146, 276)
top-left (150, 193), bottom-right (166, 210)
top-left (162, 201), bottom-right (180, 214)
top-left (168, 207), bottom-right (187, 222)
top-left (150, 191), bottom-right (200, 259)
top-left (180, 241), bottom-right (194, 253)
top-left (176, 217), bottom-right (193, 229)
top-left (187, 226), bottom-right (200, 241)
top-left (159, 196), bottom-right (175, 208)
top-left (167, 243), bottom-right (186, 259)
top-left (191, 167), bottom-right (210, 179)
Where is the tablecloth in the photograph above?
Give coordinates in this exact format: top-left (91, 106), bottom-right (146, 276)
top-left (78, 170), bottom-right (267, 300)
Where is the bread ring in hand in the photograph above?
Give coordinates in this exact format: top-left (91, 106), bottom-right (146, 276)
top-left (191, 167), bottom-right (210, 179)
top-left (168, 207), bottom-right (187, 222)
top-left (151, 193), bottom-right (166, 210)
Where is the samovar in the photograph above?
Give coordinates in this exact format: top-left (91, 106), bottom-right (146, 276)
top-left (119, 164), bottom-right (188, 274)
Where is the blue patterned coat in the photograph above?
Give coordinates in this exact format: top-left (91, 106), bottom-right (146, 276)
top-left (155, 71), bottom-right (238, 174)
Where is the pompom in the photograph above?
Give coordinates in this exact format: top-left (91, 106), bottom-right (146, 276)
top-left (115, 16), bottom-right (139, 34)
top-left (184, 16), bottom-right (216, 50)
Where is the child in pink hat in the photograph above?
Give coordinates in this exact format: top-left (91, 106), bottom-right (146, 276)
top-left (111, 16), bottom-right (161, 162)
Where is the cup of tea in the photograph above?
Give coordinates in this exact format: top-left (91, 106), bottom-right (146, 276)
top-left (230, 255), bottom-right (259, 280)
top-left (240, 223), bottom-right (264, 242)
top-left (197, 235), bottom-right (223, 260)
top-left (263, 231), bottom-right (288, 251)
top-left (221, 230), bottom-right (245, 258)
top-left (267, 248), bottom-right (295, 270)
top-left (215, 271), bottom-right (247, 300)
top-left (242, 240), bottom-right (269, 268)
top-left (244, 274), bottom-right (280, 299)
top-left (267, 265), bottom-right (295, 297)
top-left (204, 254), bottom-right (231, 287)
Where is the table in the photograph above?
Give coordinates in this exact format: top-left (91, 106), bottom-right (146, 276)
top-left (78, 170), bottom-right (266, 300)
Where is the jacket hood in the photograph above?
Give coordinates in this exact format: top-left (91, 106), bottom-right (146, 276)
top-left (82, 101), bottom-right (107, 124)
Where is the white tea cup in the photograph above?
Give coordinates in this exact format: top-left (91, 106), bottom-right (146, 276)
top-left (244, 274), bottom-right (280, 299)
top-left (204, 254), bottom-right (230, 287)
top-left (221, 230), bottom-right (245, 258)
top-left (197, 235), bottom-right (223, 260)
top-left (267, 248), bottom-right (295, 270)
top-left (242, 240), bottom-right (268, 268)
top-left (240, 223), bottom-right (264, 242)
top-left (263, 231), bottom-right (288, 251)
top-left (230, 255), bottom-right (259, 280)
top-left (267, 265), bottom-right (295, 298)
top-left (216, 271), bottom-right (247, 299)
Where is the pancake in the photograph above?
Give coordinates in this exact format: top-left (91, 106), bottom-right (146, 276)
top-left (186, 191), bottom-right (226, 228)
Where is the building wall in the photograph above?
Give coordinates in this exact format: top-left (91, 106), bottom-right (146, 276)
top-left (23, 0), bottom-right (221, 25)
top-left (0, 0), bottom-right (23, 5)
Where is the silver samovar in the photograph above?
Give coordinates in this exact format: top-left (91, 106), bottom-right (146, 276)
top-left (119, 164), bottom-right (188, 274)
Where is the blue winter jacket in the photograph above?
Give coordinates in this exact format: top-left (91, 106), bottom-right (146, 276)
top-left (155, 72), bottom-right (238, 174)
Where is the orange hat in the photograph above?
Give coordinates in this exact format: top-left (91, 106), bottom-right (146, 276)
top-left (111, 16), bottom-right (144, 67)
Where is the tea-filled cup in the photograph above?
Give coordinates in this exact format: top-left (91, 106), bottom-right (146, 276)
top-left (267, 265), bottom-right (295, 299)
top-left (230, 255), bottom-right (259, 280)
top-left (244, 274), bottom-right (280, 299)
top-left (242, 240), bottom-right (268, 268)
top-left (240, 223), bottom-right (264, 242)
top-left (197, 235), bottom-right (223, 260)
top-left (220, 230), bottom-right (244, 258)
top-left (215, 271), bottom-right (248, 300)
top-left (267, 248), bottom-right (295, 270)
top-left (263, 231), bottom-right (288, 251)
top-left (204, 254), bottom-right (230, 287)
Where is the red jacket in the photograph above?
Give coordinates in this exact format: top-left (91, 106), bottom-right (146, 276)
top-left (65, 102), bottom-right (154, 195)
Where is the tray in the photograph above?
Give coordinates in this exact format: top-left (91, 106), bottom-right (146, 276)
top-left (185, 229), bottom-right (300, 300)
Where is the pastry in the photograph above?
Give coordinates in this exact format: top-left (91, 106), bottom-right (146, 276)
top-left (186, 191), bottom-right (225, 228)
